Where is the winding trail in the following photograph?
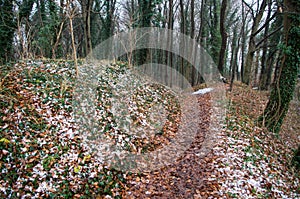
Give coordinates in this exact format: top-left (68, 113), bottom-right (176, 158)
top-left (122, 93), bottom-right (222, 198)
top-left (121, 85), bottom-right (300, 198)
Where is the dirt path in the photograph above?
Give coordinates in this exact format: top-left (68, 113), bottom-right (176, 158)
top-left (122, 94), bottom-right (222, 198)
top-left (120, 85), bottom-right (300, 198)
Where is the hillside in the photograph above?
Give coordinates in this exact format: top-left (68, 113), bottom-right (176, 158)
top-left (0, 60), bottom-right (299, 198)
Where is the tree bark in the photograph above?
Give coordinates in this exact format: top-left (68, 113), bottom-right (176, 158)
top-left (218, 0), bottom-right (228, 76)
top-left (259, 0), bottom-right (300, 134)
top-left (229, 25), bottom-right (239, 91)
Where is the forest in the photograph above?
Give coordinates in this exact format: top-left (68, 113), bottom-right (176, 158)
top-left (0, 0), bottom-right (299, 198)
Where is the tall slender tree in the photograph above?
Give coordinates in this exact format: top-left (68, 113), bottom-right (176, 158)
top-left (218, 0), bottom-right (228, 76)
top-left (259, 1), bottom-right (273, 90)
top-left (166, 0), bottom-right (174, 86)
top-left (259, 6), bottom-right (283, 90)
top-left (80, 0), bottom-right (93, 55)
top-left (179, 0), bottom-right (186, 87)
top-left (52, 0), bottom-right (66, 59)
top-left (209, 0), bottom-right (221, 64)
top-left (243, 0), bottom-right (267, 85)
top-left (66, 0), bottom-right (79, 75)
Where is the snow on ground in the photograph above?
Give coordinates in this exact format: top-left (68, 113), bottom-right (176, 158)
top-left (192, 88), bottom-right (214, 95)
top-left (210, 121), bottom-right (300, 198)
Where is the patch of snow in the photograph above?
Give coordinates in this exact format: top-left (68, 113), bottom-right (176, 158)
top-left (192, 88), bottom-right (214, 95)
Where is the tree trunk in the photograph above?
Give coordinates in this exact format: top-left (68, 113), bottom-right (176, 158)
top-left (197, 0), bottom-right (206, 45)
top-left (179, 0), bottom-right (185, 88)
top-left (240, 2), bottom-right (246, 82)
top-left (67, 0), bottom-right (79, 76)
top-left (229, 25), bottom-right (239, 91)
top-left (81, 0), bottom-right (93, 56)
top-left (137, 0), bottom-right (153, 65)
top-left (262, 12), bottom-right (283, 90)
top-left (52, 21), bottom-right (65, 59)
top-left (253, 51), bottom-right (259, 87)
top-left (210, 0), bottom-right (220, 64)
top-left (259, 0), bottom-right (300, 134)
top-left (218, 0), bottom-right (228, 76)
top-left (190, 0), bottom-right (196, 86)
top-left (70, 16), bottom-right (78, 76)
top-left (243, 0), bottom-right (267, 85)
top-left (259, 1), bottom-right (272, 90)
top-left (166, 0), bottom-right (173, 87)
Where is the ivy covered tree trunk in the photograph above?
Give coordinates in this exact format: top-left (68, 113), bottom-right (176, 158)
top-left (209, 0), bottom-right (221, 64)
top-left (259, 0), bottom-right (300, 134)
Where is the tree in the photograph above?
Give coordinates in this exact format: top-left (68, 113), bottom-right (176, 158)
top-left (0, 0), bottom-right (15, 63)
top-left (79, 0), bottom-right (93, 55)
top-left (218, 0), bottom-right (228, 76)
top-left (226, 1), bottom-right (240, 81)
top-left (121, 0), bottom-right (139, 29)
top-left (240, 1), bottom-right (248, 83)
top-left (66, 0), bottom-right (79, 75)
top-left (197, 0), bottom-right (207, 47)
top-left (259, 0), bottom-right (300, 134)
top-left (259, 1), bottom-right (274, 90)
top-left (35, 0), bottom-right (61, 58)
top-left (135, 0), bottom-right (156, 65)
top-left (52, 0), bottom-right (66, 59)
top-left (166, 0), bottom-right (174, 86)
top-left (209, 0), bottom-right (221, 64)
top-left (242, 0), bottom-right (267, 85)
top-left (101, 0), bottom-right (116, 41)
top-left (15, 0), bottom-right (35, 59)
top-left (259, 4), bottom-right (283, 90)
top-left (179, 0), bottom-right (186, 88)
top-left (190, 0), bottom-right (196, 86)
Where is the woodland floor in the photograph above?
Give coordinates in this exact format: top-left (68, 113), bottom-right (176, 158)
top-left (0, 60), bottom-right (299, 198)
top-left (123, 82), bottom-right (300, 199)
